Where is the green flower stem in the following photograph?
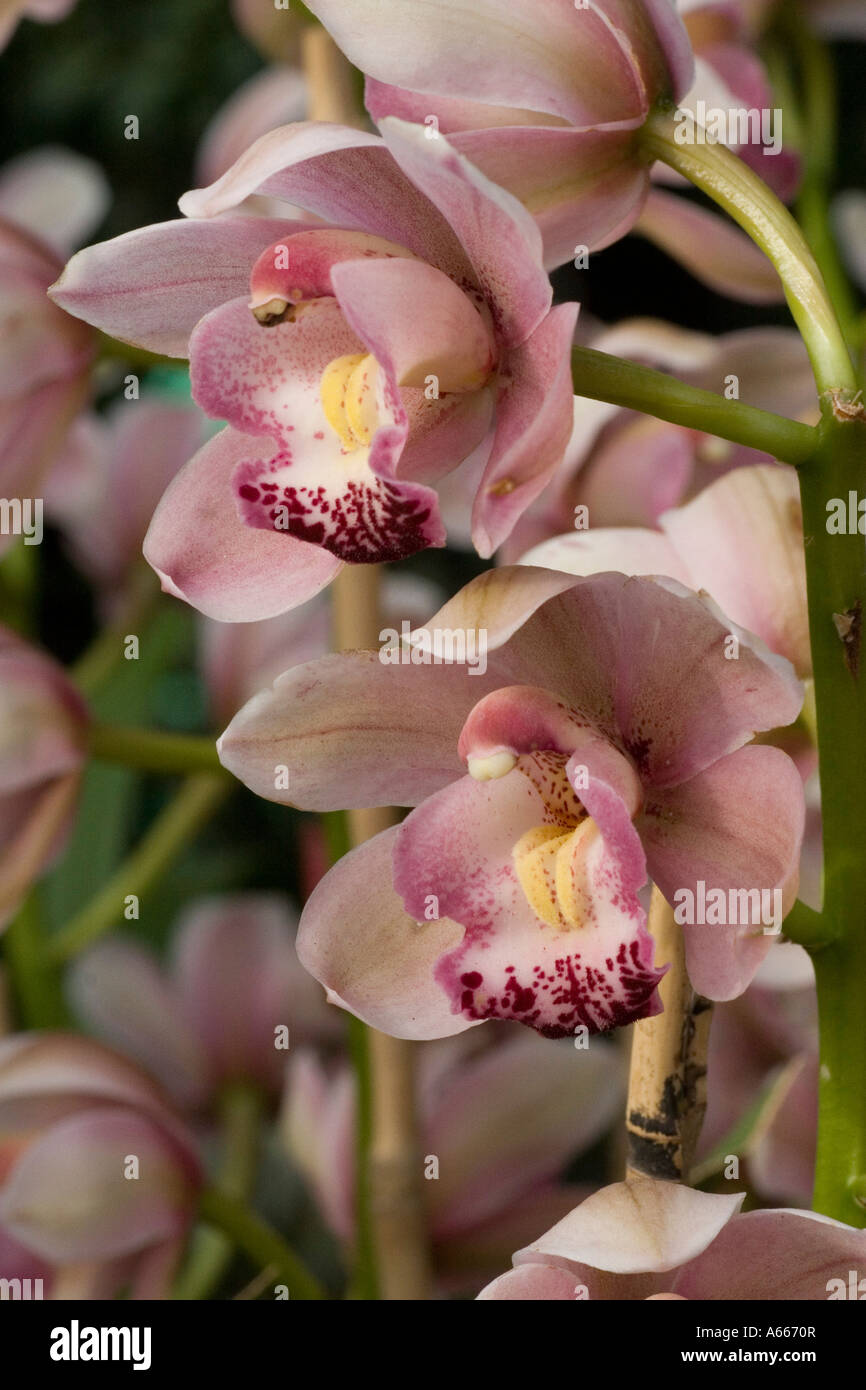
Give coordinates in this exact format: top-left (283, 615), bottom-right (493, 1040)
top-left (47, 773), bottom-right (230, 963)
top-left (798, 417), bottom-right (866, 1224)
top-left (640, 106), bottom-right (858, 401)
top-left (73, 567), bottom-right (162, 697)
top-left (3, 893), bottom-right (68, 1029)
top-left (173, 1083), bottom-right (264, 1301)
top-left (89, 723), bottom-right (226, 777)
top-left (637, 94), bottom-right (866, 1222)
top-left (570, 346), bottom-right (818, 464)
top-left (197, 1186), bottom-right (325, 1300)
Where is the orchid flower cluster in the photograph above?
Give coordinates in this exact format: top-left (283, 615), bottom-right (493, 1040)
top-left (0, 0), bottom-right (865, 1309)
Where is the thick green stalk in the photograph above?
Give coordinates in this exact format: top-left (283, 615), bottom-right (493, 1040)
top-left (571, 346), bottom-right (817, 463)
top-left (799, 417), bottom-right (866, 1224)
top-left (640, 100), bottom-right (866, 1221)
top-left (641, 107), bottom-right (858, 400)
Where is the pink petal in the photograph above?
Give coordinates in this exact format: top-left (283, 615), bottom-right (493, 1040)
top-left (0, 1033), bottom-right (185, 1132)
top-left (143, 426), bottom-right (341, 622)
top-left (473, 303), bottom-right (579, 555)
top-left (0, 373), bottom-right (91, 501)
top-left (0, 147), bottom-right (109, 255)
top-left (0, 1107), bottom-right (200, 1264)
top-left (218, 650), bottom-right (496, 809)
top-left (639, 744), bottom-right (806, 1000)
top-left (426, 1032), bottom-right (623, 1237)
top-left (660, 464), bottom-right (810, 676)
top-left (518, 528), bottom-right (689, 582)
top-left (674, 1209), bottom-right (866, 1300)
top-left (0, 629), bottom-right (88, 794)
top-left (449, 124), bottom-right (650, 271)
top-left (47, 398), bottom-right (206, 589)
top-left (0, 775), bottom-right (79, 930)
top-left (50, 216), bottom-right (307, 356)
top-left (173, 894), bottom-right (323, 1092)
top-left (563, 413), bottom-right (696, 528)
top-left (281, 1052), bottom-right (355, 1240)
top-left (179, 123), bottom-right (474, 284)
top-left (514, 1178), bottom-right (743, 1277)
top-left (330, 255), bottom-right (497, 390)
top-left (635, 190), bottom-right (785, 303)
top-left (66, 941), bottom-right (210, 1111)
top-left (748, 1054), bottom-right (817, 1206)
top-left (307, 0), bottom-right (656, 126)
top-left (297, 825), bottom-right (478, 1040)
top-left (379, 118), bottom-right (551, 347)
top-left (477, 1264), bottom-right (587, 1300)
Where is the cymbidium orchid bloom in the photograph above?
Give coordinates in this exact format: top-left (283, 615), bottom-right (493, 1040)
top-left (0, 0), bottom-right (75, 52)
top-left (476, 1177), bottom-right (866, 1299)
top-left (219, 567), bottom-right (805, 1037)
top-left (306, 0), bottom-right (788, 301)
top-left (501, 320), bottom-right (816, 559)
top-left (0, 624), bottom-right (89, 930)
top-left (51, 121), bottom-right (578, 616)
top-left (0, 147), bottom-right (106, 503)
top-left (0, 1034), bottom-right (202, 1299)
top-left (284, 1029), bottom-right (623, 1293)
top-left (66, 895), bottom-right (341, 1113)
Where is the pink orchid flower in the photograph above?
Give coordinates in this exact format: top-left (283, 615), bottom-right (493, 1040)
top-left (517, 461), bottom-right (822, 920)
top-left (0, 1034), bottom-right (202, 1299)
top-left (66, 895), bottom-right (341, 1113)
top-left (476, 1177), bottom-right (866, 1299)
top-left (0, 625), bottom-right (89, 929)
top-left (307, 0), bottom-right (787, 301)
top-left (502, 319), bottom-right (816, 559)
top-left (51, 121), bottom-right (578, 616)
top-left (0, 147), bottom-right (106, 504)
top-left (0, 0), bottom-right (75, 53)
top-left (284, 1029), bottom-right (624, 1293)
top-left (43, 395), bottom-right (208, 609)
top-left (219, 567), bottom-right (805, 1038)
